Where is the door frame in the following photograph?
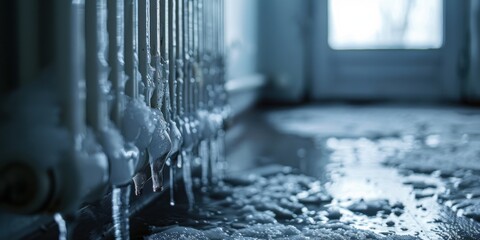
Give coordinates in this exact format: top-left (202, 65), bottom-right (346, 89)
top-left (311, 0), bottom-right (469, 101)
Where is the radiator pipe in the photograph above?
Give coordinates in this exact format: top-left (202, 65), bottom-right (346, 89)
top-left (168, 0), bottom-right (183, 162)
top-left (53, 0), bottom-right (109, 213)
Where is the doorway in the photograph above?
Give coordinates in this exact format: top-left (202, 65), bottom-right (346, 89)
top-left (312, 0), bottom-right (468, 101)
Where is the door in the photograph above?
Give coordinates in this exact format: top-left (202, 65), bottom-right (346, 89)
top-left (312, 0), bottom-right (469, 101)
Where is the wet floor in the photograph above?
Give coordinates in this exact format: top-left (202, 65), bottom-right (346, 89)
top-left (128, 104), bottom-right (480, 239)
top-left (20, 104), bottom-right (480, 239)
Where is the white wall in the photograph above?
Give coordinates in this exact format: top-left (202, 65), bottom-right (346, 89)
top-left (226, 0), bottom-right (310, 103)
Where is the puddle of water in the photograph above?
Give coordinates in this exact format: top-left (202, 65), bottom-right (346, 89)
top-left (321, 137), bottom-right (445, 239)
top-left (130, 135), bottom-right (447, 239)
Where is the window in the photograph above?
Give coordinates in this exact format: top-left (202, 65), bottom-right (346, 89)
top-left (329, 0), bottom-right (443, 50)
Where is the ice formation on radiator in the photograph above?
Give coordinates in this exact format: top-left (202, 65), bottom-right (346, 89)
top-left (98, 123), bottom-right (139, 186)
top-left (1, 0), bottom-right (228, 239)
top-left (148, 110), bottom-right (172, 192)
top-left (149, 57), bottom-right (171, 194)
top-left (122, 97), bottom-right (156, 195)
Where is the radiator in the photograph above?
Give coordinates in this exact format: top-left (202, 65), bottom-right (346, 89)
top-left (0, 0), bottom-right (227, 238)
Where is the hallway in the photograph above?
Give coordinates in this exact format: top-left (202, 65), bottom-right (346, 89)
top-left (2, 0), bottom-right (480, 239)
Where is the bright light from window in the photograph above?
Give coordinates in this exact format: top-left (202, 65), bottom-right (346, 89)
top-left (329, 0), bottom-right (443, 50)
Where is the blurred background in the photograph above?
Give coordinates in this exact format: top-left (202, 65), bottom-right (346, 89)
top-left (225, 0), bottom-right (479, 104)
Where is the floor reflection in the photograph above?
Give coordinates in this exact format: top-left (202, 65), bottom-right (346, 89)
top-left (224, 104), bottom-right (480, 238)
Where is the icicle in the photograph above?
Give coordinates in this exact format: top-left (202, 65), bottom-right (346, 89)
top-left (176, 153), bottom-right (183, 168)
top-left (112, 186), bottom-right (131, 240)
top-left (217, 129), bottom-right (226, 181)
top-left (55, 214), bottom-right (67, 240)
top-left (54, 214), bottom-right (75, 240)
top-left (200, 140), bottom-right (209, 188)
top-left (209, 139), bottom-right (218, 184)
top-left (182, 151), bottom-right (195, 211)
top-left (132, 172), bottom-right (147, 196)
top-left (150, 163), bottom-right (164, 192)
top-left (168, 120), bottom-right (183, 167)
top-left (167, 158), bottom-right (176, 206)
